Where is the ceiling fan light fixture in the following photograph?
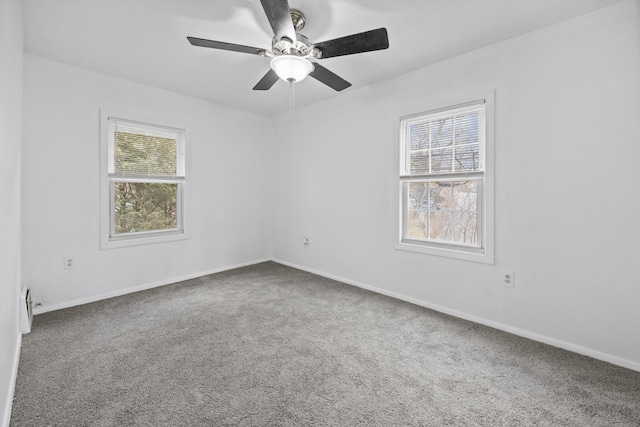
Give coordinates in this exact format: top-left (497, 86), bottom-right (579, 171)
top-left (270, 55), bottom-right (314, 83)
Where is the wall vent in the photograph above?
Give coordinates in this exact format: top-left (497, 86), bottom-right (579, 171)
top-left (20, 287), bottom-right (33, 334)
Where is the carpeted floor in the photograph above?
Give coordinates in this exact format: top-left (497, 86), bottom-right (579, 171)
top-left (10, 262), bottom-right (640, 426)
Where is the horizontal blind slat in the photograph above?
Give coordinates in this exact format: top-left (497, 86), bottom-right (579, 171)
top-left (108, 118), bottom-right (183, 177)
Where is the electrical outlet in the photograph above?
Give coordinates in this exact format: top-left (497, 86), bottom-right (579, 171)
top-left (503, 272), bottom-right (515, 288)
top-left (63, 257), bottom-right (75, 270)
top-left (303, 237), bottom-right (310, 246)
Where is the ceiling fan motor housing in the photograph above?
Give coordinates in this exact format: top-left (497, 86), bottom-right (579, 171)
top-left (272, 33), bottom-right (319, 58)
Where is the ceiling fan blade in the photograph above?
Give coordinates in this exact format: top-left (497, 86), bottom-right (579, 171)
top-left (260, 0), bottom-right (297, 43)
top-left (309, 63), bottom-right (351, 91)
top-left (313, 28), bottom-right (389, 59)
top-left (187, 37), bottom-right (266, 56)
top-left (253, 69), bottom-right (280, 91)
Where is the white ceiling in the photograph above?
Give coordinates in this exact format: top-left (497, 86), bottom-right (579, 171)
top-left (22, 0), bottom-right (621, 116)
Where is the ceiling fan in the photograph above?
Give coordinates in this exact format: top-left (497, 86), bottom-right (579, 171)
top-left (187, 0), bottom-right (389, 92)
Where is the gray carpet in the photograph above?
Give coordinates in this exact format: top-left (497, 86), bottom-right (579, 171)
top-left (10, 262), bottom-right (640, 426)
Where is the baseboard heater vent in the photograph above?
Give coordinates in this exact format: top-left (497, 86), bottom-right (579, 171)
top-left (20, 287), bottom-right (33, 334)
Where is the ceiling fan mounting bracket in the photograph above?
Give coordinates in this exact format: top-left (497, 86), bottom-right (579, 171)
top-left (289, 8), bottom-right (306, 31)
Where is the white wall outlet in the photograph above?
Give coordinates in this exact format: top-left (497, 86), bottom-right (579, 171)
top-left (63, 257), bottom-right (75, 270)
top-left (503, 272), bottom-right (515, 288)
top-left (303, 237), bottom-right (310, 246)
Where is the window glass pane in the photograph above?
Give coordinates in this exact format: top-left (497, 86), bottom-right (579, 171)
top-left (431, 117), bottom-right (453, 148)
top-left (405, 180), bottom-right (479, 246)
top-left (113, 182), bottom-right (178, 234)
top-left (428, 211), bottom-right (451, 241)
top-left (452, 212), bottom-right (478, 245)
top-left (409, 122), bottom-right (430, 151)
top-left (431, 147), bottom-right (454, 173)
top-left (408, 122), bottom-right (430, 175)
top-left (410, 151), bottom-right (430, 176)
top-left (403, 106), bottom-right (483, 177)
top-left (454, 144), bottom-right (480, 172)
top-left (114, 131), bottom-right (177, 176)
top-left (406, 210), bottom-right (427, 240)
top-left (454, 112), bottom-right (480, 146)
top-left (453, 180), bottom-right (478, 212)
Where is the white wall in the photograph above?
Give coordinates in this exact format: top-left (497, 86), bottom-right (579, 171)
top-left (272, 0), bottom-right (640, 370)
top-left (22, 54), bottom-right (273, 311)
top-left (16, 0), bottom-right (640, 383)
top-left (0, 0), bottom-right (23, 425)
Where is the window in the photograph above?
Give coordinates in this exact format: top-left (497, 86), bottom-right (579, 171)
top-left (100, 110), bottom-right (187, 249)
top-left (398, 96), bottom-right (494, 263)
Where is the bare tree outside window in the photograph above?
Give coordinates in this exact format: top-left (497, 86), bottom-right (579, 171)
top-left (406, 180), bottom-right (478, 245)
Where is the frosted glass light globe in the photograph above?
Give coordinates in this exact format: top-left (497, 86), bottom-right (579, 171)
top-left (270, 55), bottom-right (314, 82)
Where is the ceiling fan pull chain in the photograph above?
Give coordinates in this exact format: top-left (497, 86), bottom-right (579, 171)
top-left (289, 80), bottom-right (295, 120)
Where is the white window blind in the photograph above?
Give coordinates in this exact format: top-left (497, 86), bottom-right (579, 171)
top-left (400, 103), bottom-right (485, 178)
top-left (108, 119), bottom-right (185, 177)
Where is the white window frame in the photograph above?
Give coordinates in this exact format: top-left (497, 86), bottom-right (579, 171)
top-left (99, 109), bottom-right (189, 249)
top-left (395, 92), bottom-right (494, 264)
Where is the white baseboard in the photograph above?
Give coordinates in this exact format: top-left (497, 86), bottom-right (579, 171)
top-left (33, 258), bottom-right (271, 315)
top-left (1, 332), bottom-right (21, 427)
top-left (29, 256), bottom-right (640, 373)
top-left (272, 258), bottom-right (640, 373)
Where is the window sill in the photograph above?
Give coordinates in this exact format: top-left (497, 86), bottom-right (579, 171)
top-left (395, 241), bottom-right (494, 264)
top-left (100, 231), bottom-right (188, 250)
